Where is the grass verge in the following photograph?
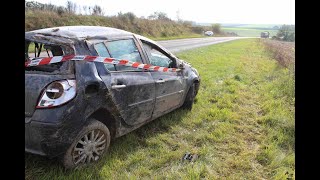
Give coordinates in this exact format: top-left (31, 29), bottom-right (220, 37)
top-left (25, 39), bottom-right (294, 179)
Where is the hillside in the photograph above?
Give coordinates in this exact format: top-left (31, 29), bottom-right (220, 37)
top-left (25, 10), bottom-right (203, 40)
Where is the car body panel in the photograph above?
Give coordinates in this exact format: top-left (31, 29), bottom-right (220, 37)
top-left (25, 26), bottom-right (200, 158)
top-left (101, 71), bottom-right (156, 126)
top-left (150, 71), bottom-right (186, 118)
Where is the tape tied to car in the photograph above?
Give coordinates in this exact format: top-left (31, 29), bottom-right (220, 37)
top-left (25, 55), bottom-right (180, 72)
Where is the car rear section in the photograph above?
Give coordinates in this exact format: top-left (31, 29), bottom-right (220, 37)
top-left (25, 60), bottom-right (80, 155)
top-left (25, 37), bottom-right (83, 157)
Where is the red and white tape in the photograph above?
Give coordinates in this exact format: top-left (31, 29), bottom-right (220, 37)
top-left (25, 55), bottom-right (180, 72)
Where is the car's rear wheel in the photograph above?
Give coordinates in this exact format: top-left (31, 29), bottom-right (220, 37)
top-left (182, 83), bottom-right (196, 110)
top-left (62, 119), bottom-right (110, 169)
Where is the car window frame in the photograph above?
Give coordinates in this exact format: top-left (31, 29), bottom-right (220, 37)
top-left (91, 37), bottom-right (148, 73)
top-left (138, 38), bottom-right (177, 69)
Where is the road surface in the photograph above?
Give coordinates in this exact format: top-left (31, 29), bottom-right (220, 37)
top-left (157, 37), bottom-right (254, 53)
top-left (30, 37), bottom-right (254, 57)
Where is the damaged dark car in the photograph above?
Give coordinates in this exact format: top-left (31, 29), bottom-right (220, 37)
top-left (25, 26), bottom-right (200, 168)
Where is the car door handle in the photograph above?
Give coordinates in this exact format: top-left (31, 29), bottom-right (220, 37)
top-left (111, 84), bottom-right (126, 89)
top-left (156, 79), bottom-right (165, 83)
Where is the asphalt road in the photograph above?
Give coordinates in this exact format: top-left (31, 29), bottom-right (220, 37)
top-left (157, 37), bottom-right (254, 53)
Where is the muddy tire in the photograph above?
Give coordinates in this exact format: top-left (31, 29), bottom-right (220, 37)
top-left (182, 83), bottom-right (196, 110)
top-left (62, 119), bottom-right (110, 169)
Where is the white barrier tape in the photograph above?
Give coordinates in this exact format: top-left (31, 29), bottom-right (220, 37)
top-left (25, 55), bottom-right (179, 72)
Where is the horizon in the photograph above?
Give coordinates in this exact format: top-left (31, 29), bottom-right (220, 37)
top-left (26, 0), bottom-right (295, 25)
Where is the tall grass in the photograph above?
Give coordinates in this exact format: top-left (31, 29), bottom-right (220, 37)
top-left (261, 39), bottom-right (295, 103)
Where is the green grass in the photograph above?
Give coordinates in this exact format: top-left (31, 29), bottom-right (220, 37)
top-left (222, 27), bottom-right (278, 37)
top-left (25, 39), bottom-right (294, 179)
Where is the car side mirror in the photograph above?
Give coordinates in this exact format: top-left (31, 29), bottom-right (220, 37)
top-left (178, 62), bottom-right (185, 69)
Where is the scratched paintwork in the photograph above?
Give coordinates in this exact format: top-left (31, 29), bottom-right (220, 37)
top-left (25, 26), bottom-right (200, 158)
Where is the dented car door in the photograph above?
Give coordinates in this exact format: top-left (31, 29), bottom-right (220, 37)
top-left (140, 40), bottom-right (186, 119)
top-left (92, 38), bottom-right (156, 126)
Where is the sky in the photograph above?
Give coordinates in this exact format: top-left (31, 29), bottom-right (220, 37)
top-left (27, 0), bottom-right (295, 25)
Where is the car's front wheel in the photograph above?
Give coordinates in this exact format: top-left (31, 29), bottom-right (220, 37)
top-left (182, 83), bottom-right (196, 110)
top-left (62, 119), bottom-right (111, 169)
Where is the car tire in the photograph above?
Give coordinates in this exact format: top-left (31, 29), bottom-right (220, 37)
top-left (62, 119), bottom-right (111, 169)
top-left (182, 83), bottom-right (196, 110)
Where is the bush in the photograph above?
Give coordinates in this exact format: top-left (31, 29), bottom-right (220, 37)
top-left (25, 10), bottom-right (197, 38)
top-left (211, 23), bottom-right (222, 34)
top-left (276, 25), bottom-right (295, 42)
top-left (261, 39), bottom-right (295, 102)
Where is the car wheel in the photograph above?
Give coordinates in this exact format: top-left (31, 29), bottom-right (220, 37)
top-left (62, 119), bottom-right (111, 169)
top-left (182, 83), bottom-right (196, 110)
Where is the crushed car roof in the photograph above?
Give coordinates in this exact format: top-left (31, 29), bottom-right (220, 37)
top-left (25, 26), bottom-right (133, 40)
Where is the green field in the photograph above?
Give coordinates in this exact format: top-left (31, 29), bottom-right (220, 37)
top-left (224, 24), bottom-right (280, 29)
top-left (222, 27), bottom-right (278, 37)
top-left (25, 39), bottom-right (294, 179)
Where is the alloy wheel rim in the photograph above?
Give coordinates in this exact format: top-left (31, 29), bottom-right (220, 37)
top-left (72, 129), bottom-right (106, 165)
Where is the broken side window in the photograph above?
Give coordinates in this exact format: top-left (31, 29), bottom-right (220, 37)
top-left (25, 40), bottom-right (71, 73)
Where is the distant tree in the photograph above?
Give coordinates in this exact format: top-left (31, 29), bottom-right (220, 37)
top-left (57, 6), bottom-right (66, 15)
top-left (66, 1), bottom-right (76, 14)
top-left (276, 24), bottom-right (295, 42)
top-left (191, 25), bottom-right (206, 34)
top-left (211, 23), bottom-right (222, 34)
top-left (157, 12), bottom-right (171, 20)
top-left (124, 12), bottom-right (136, 22)
top-left (92, 5), bottom-right (104, 16)
top-left (148, 11), bottom-right (171, 21)
top-left (117, 12), bottom-right (137, 25)
top-left (25, 1), bottom-right (44, 11)
top-left (25, 1), bottom-right (66, 15)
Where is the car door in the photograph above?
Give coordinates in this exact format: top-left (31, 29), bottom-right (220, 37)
top-left (92, 38), bottom-right (156, 126)
top-left (140, 40), bottom-right (186, 119)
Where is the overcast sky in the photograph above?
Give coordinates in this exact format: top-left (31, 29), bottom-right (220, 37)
top-left (27, 0), bottom-right (295, 24)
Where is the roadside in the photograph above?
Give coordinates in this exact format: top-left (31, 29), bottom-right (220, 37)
top-left (158, 36), bottom-right (253, 53)
top-left (147, 34), bottom-right (206, 41)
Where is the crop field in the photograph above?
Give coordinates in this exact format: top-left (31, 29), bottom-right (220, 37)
top-left (222, 27), bottom-right (278, 37)
top-left (25, 39), bottom-right (294, 179)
